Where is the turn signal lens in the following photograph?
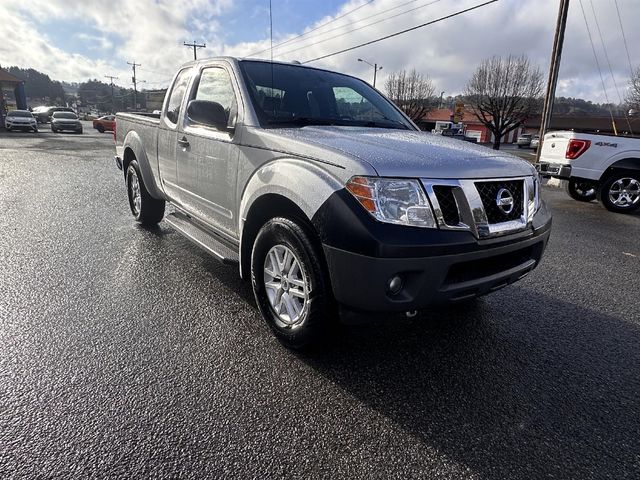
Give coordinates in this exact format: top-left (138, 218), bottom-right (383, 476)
top-left (346, 176), bottom-right (437, 228)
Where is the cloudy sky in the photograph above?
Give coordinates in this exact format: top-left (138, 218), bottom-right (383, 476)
top-left (1, 0), bottom-right (638, 103)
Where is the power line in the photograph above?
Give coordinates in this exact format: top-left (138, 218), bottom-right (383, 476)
top-left (302, 0), bottom-right (498, 64)
top-left (613, 0), bottom-right (634, 78)
top-left (266, 0), bottom-right (432, 57)
top-left (248, 0), bottom-right (375, 57)
top-left (184, 40), bottom-right (206, 60)
top-left (577, 0), bottom-right (617, 134)
top-left (589, 0), bottom-right (632, 134)
top-left (276, 0), bottom-right (444, 59)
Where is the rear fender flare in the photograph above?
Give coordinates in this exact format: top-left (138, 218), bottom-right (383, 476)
top-left (598, 156), bottom-right (640, 182)
top-left (122, 130), bottom-right (165, 199)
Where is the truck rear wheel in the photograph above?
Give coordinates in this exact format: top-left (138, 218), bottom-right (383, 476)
top-left (566, 178), bottom-right (597, 202)
top-left (600, 173), bottom-right (640, 213)
top-left (126, 160), bottom-right (165, 225)
top-left (251, 217), bottom-right (334, 350)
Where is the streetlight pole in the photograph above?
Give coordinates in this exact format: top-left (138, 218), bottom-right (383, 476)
top-left (358, 58), bottom-right (383, 88)
top-left (439, 91), bottom-right (445, 109)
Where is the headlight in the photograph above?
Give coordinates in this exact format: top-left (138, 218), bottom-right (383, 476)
top-left (346, 176), bottom-right (437, 228)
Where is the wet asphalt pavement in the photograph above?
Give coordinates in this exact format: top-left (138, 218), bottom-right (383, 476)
top-left (1, 125), bottom-right (639, 479)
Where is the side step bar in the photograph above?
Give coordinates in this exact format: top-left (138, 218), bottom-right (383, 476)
top-left (165, 211), bottom-right (239, 265)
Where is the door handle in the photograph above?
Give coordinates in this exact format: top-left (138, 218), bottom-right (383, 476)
top-left (177, 136), bottom-right (190, 148)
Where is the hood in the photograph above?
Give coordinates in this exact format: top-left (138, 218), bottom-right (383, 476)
top-left (263, 126), bottom-right (536, 179)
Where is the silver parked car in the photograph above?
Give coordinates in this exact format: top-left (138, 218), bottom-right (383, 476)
top-left (5, 110), bottom-right (38, 132)
top-left (51, 112), bottom-right (83, 134)
top-left (517, 133), bottom-right (533, 148)
top-left (530, 135), bottom-right (540, 150)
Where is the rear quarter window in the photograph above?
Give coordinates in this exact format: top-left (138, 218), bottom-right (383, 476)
top-left (165, 68), bottom-right (192, 125)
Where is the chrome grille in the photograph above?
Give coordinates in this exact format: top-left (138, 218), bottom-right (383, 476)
top-left (475, 180), bottom-right (524, 223)
top-left (422, 176), bottom-right (536, 239)
top-left (432, 186), bottom-right (460, 226)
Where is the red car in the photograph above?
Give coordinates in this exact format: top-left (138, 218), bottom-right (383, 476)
top-left (93, 115), bottom-right (115, 133)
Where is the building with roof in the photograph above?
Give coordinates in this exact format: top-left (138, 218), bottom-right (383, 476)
top-left (417, 107), bottom-right (524, 144)
top-left (0, 67), bottom-right (28, 129)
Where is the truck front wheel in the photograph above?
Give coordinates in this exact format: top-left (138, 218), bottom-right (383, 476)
top-left (126, 160), bottom-right (165, 225)
top-left (600, 173), bottom-right (640, 213)
top-left (251, 217), bottom-right (334, 349)
top-left (566, 178), bottom-right (597, 202)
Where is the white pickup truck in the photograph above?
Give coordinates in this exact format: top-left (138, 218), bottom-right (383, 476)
top-left (537, 131), bottom-right (640, 213)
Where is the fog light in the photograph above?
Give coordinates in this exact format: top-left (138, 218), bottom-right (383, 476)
top-left (388, 276), bottom-right (403, 295)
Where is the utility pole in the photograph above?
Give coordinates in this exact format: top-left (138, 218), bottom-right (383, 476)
top-left (536, 0), bottom-right (570, 162)
top-left (127, 61), bottom-right (141, 110)
top-left (358, 58), bottom-right (383, 88)
top-left (184, 40), bottom-right (206, 60)
top-left (104, 75), bottom-right (118, 113)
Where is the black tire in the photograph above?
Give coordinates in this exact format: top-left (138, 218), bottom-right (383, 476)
top-left (126, 159), bottom-right (165, 225)
top-left (251, 217), bottom-right (335, 350)
top-left (51, 128), bottom-right (57, 133)
top-left (566, 178), bottom-right (597, 202)
top-left (599, 172), bottom-right (640, 213)
top-left (97, 124), bottom-right (105, 133)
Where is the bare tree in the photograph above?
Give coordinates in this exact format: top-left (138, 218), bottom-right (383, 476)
top-left (385, 69), bottom-right (436, 122)
top-left (465, 55), bottom-right (543, 150)
top-left (628, 66), bottom-right (640, 110)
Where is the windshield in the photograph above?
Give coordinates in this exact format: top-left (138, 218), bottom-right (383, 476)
top-left (239, 60), bottom-right (414, 130)
top-left (53, 112), bottom-right (78, 119)
top-left (7, 111), bottom-right (33, 117)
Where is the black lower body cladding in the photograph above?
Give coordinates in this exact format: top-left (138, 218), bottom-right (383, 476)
top-left (311, 189), bottom-right (552, 312)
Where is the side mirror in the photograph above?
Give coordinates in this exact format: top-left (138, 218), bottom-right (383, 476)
top-left (187, 100), bottom-right (230, 132)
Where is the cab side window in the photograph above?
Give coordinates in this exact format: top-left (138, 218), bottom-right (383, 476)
top-left (192, 67), bottom-right (238, 128)
top-left (165, 68), bottom-right (191, 125)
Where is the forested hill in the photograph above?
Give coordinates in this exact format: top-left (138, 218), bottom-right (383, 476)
top-left (5, 66), bottom-right (66, 104)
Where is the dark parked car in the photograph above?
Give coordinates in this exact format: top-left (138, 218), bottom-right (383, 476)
top-left (51, 112), bottom-right (83, 133)
top-left (35, 106), bottom-right (75, 124)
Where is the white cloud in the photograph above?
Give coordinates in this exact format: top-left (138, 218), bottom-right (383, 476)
top-left (2, 0), bottom-right (639, 102)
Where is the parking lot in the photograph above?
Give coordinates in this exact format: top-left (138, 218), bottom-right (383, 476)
top-left (1, 128), bottom-right (639, 478)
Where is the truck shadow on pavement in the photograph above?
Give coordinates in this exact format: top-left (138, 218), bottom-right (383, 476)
top-left (180, 231), bottom-right (638, 478)
top-left (298, 288), bottom-right (640, 479)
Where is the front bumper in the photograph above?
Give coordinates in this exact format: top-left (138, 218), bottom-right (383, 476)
top-left (314, 189), bottom-right (552, 313)
top-left (52, 123), bottom-right (82, 132)
top-left (536, 162), bottom-right (571, 179)
top-left (6, 123), bottom-right (36, 129)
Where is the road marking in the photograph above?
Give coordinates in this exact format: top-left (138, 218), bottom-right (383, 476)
top-left (622, 252), bottom-right (637, 258)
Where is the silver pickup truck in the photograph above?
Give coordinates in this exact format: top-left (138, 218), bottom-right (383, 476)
top-left (115, 57), bottom-right (551, 348)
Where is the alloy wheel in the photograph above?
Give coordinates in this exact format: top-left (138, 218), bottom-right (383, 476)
top-left (263, 244), bottom-right (309, 329)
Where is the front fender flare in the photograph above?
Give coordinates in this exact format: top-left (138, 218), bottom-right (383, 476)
top-left (239, 158), bottom-right (345, 231)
